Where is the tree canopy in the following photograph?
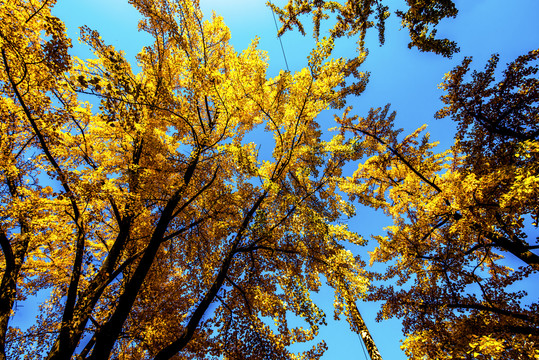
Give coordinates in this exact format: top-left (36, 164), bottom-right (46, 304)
top-left (338, 49), bottom-right (539, 358)
top-left (0, 0), bottom-right (538, 359)
top-left (0, 0), bottom-right (368, 359)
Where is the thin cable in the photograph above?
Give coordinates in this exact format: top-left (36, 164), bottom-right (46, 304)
top-left (269, 2), bottom-right (290, 71)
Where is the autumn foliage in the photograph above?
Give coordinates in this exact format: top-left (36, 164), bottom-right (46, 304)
top-left (0, 1), bottom-right (368, 359)
top-left (339, 51), bottom-right (539, 358)
top-left (0, 0), bottom-right (538, 359)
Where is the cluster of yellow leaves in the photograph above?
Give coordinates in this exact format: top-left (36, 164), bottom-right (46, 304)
top-left (402, 327), bottom-right (539, 359)
top-left (500, 140), bottom-right (539, 211)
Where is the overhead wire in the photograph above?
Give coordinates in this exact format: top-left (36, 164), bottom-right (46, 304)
top-left (268, 3), bottom-right (372, 359)
top-left (269, 2), bottom-right (290, 71)
top-left (358, 331), bottom-right (369, 360)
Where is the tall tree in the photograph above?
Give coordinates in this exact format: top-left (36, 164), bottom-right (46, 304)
top-left (338, 50), bottom-right (539, 358)
top-left (0, 0), bottom-right (369, 359)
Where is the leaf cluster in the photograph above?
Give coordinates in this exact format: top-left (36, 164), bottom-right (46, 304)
top-left (268, 0), bottom-right (458, 57)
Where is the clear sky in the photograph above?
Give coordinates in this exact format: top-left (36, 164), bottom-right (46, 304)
top-left (14, 0), bottom-right (539, 359)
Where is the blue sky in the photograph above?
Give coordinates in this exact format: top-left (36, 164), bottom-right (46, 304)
top-left (14, 0), bottom-right (537, 359)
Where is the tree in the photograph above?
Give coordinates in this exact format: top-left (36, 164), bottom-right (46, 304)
top-left (338, 50), bottom-right (539, 358)
top-left (0, 0), bottom-right (371, 359)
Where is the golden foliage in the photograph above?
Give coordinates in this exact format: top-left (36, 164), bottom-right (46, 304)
top-left (0, 1), bottom-right (369, 359)
top-left (339, 51), bottom-right (539, 358)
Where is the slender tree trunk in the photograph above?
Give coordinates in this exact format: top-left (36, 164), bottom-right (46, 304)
top-left (342, 282), bottom-right (383, 360)
top-left (351, 303), bottom-right (383, 360)
top-left (0, 174), bottom-right (31, 360)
